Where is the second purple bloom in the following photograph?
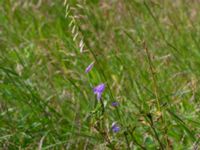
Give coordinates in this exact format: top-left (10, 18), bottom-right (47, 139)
top-left (111, 123), bottom-right (120, 133)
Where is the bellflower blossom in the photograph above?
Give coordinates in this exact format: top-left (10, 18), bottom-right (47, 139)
top-left (111, 101), bottom-right (119, 107)
top-left (85, 62), bottom-right (94, 73)
top-left (93, 83), bottom-right (105, 100)
top-left (111, 122), bottom-right (120, 133)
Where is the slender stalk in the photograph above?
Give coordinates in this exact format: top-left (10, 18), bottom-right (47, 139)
top-left (143, 42), bottom-right (161, 112)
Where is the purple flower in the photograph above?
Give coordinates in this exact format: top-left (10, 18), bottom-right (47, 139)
top-left (112, 102), bottom-right (119, 107)
top-left (111, 123), bottom-right (120, 133)
top-left (85, 62), bottom-right (94, 73)
top-left (93, 83), bottom-right (105, 100)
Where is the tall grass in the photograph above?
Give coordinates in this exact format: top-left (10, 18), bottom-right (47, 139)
top-left (0, 0), bottom-right (200, 149)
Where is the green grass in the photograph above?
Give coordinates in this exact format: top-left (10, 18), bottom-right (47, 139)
top-left (1, 0), bottom-right (200, 149)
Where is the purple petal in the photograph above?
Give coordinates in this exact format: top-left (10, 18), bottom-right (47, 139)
top-left (113, 126), bottom-right (120, 132)
top-left (93, 83), bottom-right (105, 100)
top-left (111, 123), bottom-right (120, 133)
top-left (112, 102), bottom-right (119, 107)
top-left (93, 83), bottom-right (105, 93)
top-left (85, 62), bottom-right (94, 73)
top-left (97, 92), bottom-right (102, 100)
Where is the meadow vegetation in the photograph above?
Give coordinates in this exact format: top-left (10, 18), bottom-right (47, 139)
top-left (1, 0), bottom-right (200, 149)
